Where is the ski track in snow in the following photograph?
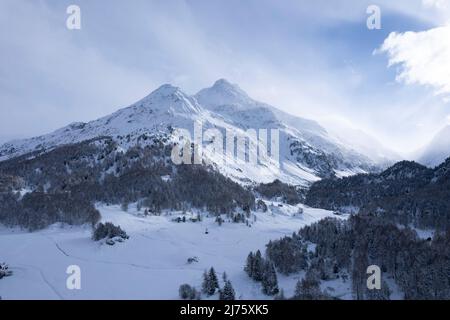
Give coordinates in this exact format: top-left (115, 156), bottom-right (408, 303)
top-left (45, 233), bottom-right (194, 272)
top-left (16, 263), bottom-right (64, 300)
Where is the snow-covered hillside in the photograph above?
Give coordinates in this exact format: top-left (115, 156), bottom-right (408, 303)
top-left (0, 79), bottom-right (390, 186)
top-left (417, 125), bottom-right (450, 167)
top-left (196, 80), bottom-right (388, 179)
top-left (321, 121), bottom-right (401, 166)
top-left (0, 202), bottom-right (348, 300)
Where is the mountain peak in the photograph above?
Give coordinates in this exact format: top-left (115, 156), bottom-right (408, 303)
top-left (211, 79), bottom-right (248, 97)
top-left (150, 84), bottom-right (182, 97)
top-left (137, 83), bottom-right (192, 106)
top-left (196, 79), bottom-right (252, 108)
top-left (212, 78), bottom-right (239, 90)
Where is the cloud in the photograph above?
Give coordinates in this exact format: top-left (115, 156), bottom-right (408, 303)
top-left (0, 0), bottom-right (448, 155)
top-left (377, 26), bottom-right (450, 97)
top-left (422, 0), bottom-right (450, 9)
top-left (0, 0), bottom-right (157, 139)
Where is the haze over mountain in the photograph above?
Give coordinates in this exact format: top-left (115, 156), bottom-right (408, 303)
top-left (0, 79), bottom-right (397, 186)
top-left (417, 125), bottom-right (450, 168)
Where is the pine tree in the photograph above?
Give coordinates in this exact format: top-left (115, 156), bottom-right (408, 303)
top-left (244, 252), bottom-right (254, 278)
top-left (179, 284), bottom-right (198, 300)
top-left (294, 279), bottom-right (303, 298)
top-left (253, 250), bottom-right (264, 281)
top-left (201, 270), bottom-right (210, 295)
top-left (202, 267), bottom-right (220, 296)
top-left (294, 273), bottom-right (323, 300)
top-left (208, 267), bottom-right (219, 294)
top-left (220, 280), bottom-right (236, 300)
top-left (261, 261), bottom-right (279, 296)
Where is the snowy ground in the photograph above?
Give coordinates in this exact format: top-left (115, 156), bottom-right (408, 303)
top-left (0, 202), bottom-right (349, 300)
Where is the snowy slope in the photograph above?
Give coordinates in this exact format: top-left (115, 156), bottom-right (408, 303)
top-left (0, 203), bottom-right (345, 300)
top-left (196, 80), bottom-right (384, 177)
top-left (0, 79), bottom-right (387, 186)
top-left (321, 122), bottom-right (401, 166)
top-left (417, 125), bottom-right (450, 167)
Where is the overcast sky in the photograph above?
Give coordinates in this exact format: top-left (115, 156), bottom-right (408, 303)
top-left (1, 0), bottom-right (449, 155)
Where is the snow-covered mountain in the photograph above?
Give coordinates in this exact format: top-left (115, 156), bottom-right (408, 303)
top-left (320, 121), bottom-right (401, 166)
top-left (196, 79), bottom-right (389, 181)
top-left (0, 79), bottom-right (389, 186)
top-left (417, 125), bottom-right (450, 168)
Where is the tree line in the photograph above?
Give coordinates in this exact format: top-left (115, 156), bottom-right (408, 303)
top-left (306, 159), bottom-right (450, 230)
top-left (0, 136), bottom-right (255, 230)
top-left (179, 267), bottom-right (236, 300)
top-left (256, 214), bottom-right (450, 300)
